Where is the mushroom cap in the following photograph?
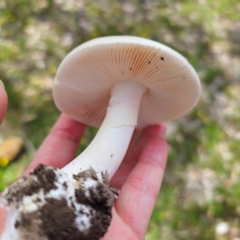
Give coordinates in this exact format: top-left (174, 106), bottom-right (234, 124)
top-left (53, 36), bottom-right (201, 128)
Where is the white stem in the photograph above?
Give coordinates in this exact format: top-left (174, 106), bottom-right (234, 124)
top-left (62, 81), bottom-right (147, 180)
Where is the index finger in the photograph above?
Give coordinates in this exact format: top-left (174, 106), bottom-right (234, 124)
top-left (0, 83), bottom-right (8, 124)
top-left (115, 137), bottom-right (168, 238)
top-left (110, 124), bottom-right (166, 188)
top-left (0, 206), bottom-right (7, 235)
top-left (24, 114), bottom-right (86, 175)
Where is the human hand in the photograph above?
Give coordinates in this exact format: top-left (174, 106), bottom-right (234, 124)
top-left (103, 123), bottom-right (167, 240)
top-left (0, 81), bottom-right (8, 234)
top-left (0, 81), bottom-right (7, 124)
top-left (0, 103), bottom-right (167, 240)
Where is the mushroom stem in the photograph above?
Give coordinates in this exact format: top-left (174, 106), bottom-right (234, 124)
top-left (63, 81), bottom-right (147, 179)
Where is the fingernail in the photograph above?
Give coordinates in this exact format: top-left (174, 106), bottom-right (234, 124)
top-left (0, 80), bottom-right (5, 89)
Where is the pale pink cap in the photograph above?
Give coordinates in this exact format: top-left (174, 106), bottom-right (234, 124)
top-left (53, 36), bottom-right (201, 128)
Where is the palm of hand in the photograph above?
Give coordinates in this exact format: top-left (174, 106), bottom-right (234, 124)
top-left (0, 114), bottom-right (167, 240)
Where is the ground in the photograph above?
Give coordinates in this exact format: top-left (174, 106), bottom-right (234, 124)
top-left (0, 0), bottom-right (240, 239)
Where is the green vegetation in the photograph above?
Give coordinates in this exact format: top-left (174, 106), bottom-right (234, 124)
top-left (1, 0), bottom-right (240, 239)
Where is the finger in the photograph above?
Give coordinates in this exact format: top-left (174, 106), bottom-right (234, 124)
top-left (0, 84), bottom-right (8, 124)
top-left (127, 128), bottom-right (141, 152)
top-left (115, 137), bottom-right (168, 238)
top-left (0, 205), bottom-right (7, 236)
top-left (110, 124), bottom-right (166, 188)
top-left (24, 114), bottom-right (86, 175)
top-left (101, 208), bottom-right (137, 240)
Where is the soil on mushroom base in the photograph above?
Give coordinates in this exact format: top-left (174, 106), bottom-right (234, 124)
top-left (4, 164), bottom-right (115, 240)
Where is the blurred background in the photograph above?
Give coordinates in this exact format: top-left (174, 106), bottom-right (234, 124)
top-left (0, 0), bottom-right (240, 239)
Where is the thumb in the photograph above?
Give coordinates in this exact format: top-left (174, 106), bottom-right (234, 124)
top-left (0, 81), bottom-right (8, 124)
top-left (0, 206), bottom-right (7, 235)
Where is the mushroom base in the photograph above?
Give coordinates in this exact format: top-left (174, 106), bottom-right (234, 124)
top-left (1, 164), bottom-right (115, 240)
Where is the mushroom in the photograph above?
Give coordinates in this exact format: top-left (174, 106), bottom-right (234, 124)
top-left (1, 36), bottom-right (201, 240)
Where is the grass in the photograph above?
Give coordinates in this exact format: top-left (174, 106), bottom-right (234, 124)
top-left (1, 0), bottom-right (240, 239)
